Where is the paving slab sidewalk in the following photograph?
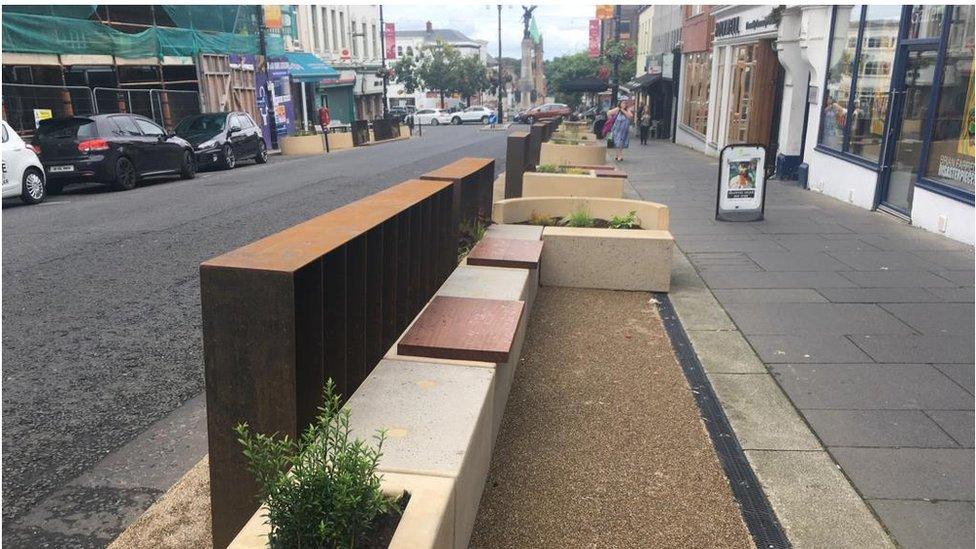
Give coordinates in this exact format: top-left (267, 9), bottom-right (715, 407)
top-left (470, 287), bottom-right (753, 548)
top-left (623, 141), bottom-right (974, 549)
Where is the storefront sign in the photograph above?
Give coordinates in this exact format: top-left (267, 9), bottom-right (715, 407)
top-left (33, 109), bottom-right (52, 128)
top-left (596, 5), bottom-right (614, 20)
top-left (715, 17), bottom-right (740, 38)
top-left (716, 144), bottom-right (767, 221)
top-left (384, 23), bottom-right (396, 60)
top-left (263, 5), bottom-right (282, 29)
top-left (745, 12), bottom-right (776, 32)
top-left (588, 19), bottom-right (601, 59)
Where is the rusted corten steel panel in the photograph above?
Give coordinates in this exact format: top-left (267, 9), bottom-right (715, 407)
top-left (529, 123), bottom-right (546, 166)
top-left (420, 156), bottom-right (496, 228)
top-left (202, 179), bottom-right (452, 274)
top-left (505, 132), bottom-right (531, 199)
top-left (201, 178), bottom-right (455, 548)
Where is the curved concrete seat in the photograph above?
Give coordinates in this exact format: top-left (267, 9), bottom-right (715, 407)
top-left (492, 196), bottom-right (670, 231)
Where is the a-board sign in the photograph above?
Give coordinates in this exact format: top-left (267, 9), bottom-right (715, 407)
top-left (716, 144), bottom-right (767, 222)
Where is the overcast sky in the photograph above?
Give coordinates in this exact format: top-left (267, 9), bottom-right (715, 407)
top-left (382, 4), bottom-right (596, 60)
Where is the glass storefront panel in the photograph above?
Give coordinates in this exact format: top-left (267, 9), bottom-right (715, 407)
top-left (923, 5), bottom-right (975, 194)
top-left (907, 5), bottom-right (946, 40)
top-left (847, 5), bottom-right (900, 161)
top-left (681, 51), bottom-right (711, 136)
top-left (886, 49), bottom-right (938, 211)
top-left (820, 5), bottom-right (861, 151)
top-left (727, 44), bottom-right (756, 144)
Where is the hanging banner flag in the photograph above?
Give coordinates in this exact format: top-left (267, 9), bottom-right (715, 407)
top-left (384, 22), bottom-right (397, 60)
top-left (263, 5), bottom-right (282, 29)
top-left (596, 5), bottom-right (615, 20)
top-left (588, 19), bottom-right (601, 58)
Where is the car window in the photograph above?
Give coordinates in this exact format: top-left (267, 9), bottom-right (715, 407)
top-left (36, 118), bottom-right (97, 140)
top-left (110, 116), bottom-right (142, 136)
top-left (134, 118), bottom-right (165, 137)
top-left (417, 110), bottom-right (431, 115)
top-left (241, 114), bottom-right (255, 129)
top-left (230, 114), bottom-right (246, 129)
top-left (2, 123), bottom-right (8, 143)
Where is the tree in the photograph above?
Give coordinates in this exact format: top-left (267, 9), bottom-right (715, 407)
top-left (455, 55), bottom-right (491, 106)
top-left (543, 52), bottom-right (600, 108)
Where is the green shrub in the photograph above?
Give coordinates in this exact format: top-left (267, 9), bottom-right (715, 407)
top-left (236, 379), bottom-right (397, 548)
top-left (536, 164), bottom-right (560, 173)
top-left (560, 204), bottom-right (595, 228)
top-left (528, 210), bottom-right (555, 226)
top-left (609, 210), bottom-right (641, 229)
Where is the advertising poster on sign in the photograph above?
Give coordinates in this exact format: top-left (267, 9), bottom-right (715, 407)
top-left (716, 144), bottom-right (767, 221)
top-left (384, 23), bottom-right (396, 60)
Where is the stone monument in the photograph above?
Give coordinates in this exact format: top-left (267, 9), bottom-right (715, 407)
top-left (518, 6), bottom-right (537, 109)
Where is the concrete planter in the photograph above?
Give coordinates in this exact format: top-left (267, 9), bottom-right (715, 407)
top-left (492, 196), bottom-right (674, 292)
top-left (279, 134), bottom-right (325, 155)
top-left (553, 130), bottom-right (598, 142)
top-left (539, 141), bottom-right (606, 166)
top-left (522, 171), bottom-right (624, 199)
top-left (326, 132), bottom-right (354, 150)
top-left (229, 471), bottom-right (455, 549)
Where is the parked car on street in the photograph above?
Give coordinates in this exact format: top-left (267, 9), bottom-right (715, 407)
top-left (32, 114), bottom-right (196, 193)
top-left (387, 106), bottom-right (414, 123)
top-left (408, 108), bottom-right (453, 126)
top-left (2, 120), bottom-right (46, 204)
top-left (521, 103), bottom-right (571, 124)
top-left (175, 112), bottom-right (267, 170)
top-left (451, 105), bottom-right (496, 125)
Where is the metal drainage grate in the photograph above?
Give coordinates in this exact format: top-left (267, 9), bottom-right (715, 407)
top-left (655, 293), bottom-right (791, 549)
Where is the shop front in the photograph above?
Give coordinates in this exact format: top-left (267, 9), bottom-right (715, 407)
top-left (807, 4), bottom-right (974, 244)
top-left (676, 6), bottom-right (714, 155)
top-left (354, 69), bottom-right (385, 120)
top-left (709, 6), bottom-right (784, 169)
top-left (285, 52), bottom-right (340, 132)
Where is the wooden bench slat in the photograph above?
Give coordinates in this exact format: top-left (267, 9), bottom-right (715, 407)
top-left (397, 296), bottom-right (525, 363)
top-left (466, 237), bottom-right (543, 270)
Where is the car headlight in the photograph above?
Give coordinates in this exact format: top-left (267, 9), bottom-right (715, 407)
top-left (197, 140), bottom-right (217, 150)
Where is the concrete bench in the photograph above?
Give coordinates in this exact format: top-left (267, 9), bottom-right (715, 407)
top-left (397, 296), bottom-right (525, 364)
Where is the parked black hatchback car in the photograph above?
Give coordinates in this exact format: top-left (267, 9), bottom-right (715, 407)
top-left (175, 111), bottom-right (267, 170)
top-left (33, 114), bottom-right (196, 193)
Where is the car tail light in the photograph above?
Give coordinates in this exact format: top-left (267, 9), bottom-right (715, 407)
top-left (78, 138), bottom-right (110, 153)
top-left (27, 144), bottom-right (41, 154)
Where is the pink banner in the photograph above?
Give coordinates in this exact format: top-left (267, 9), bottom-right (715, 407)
top-left (384, 22), bottom-right (396, 60)
top-left (588, 19), bottom-right (600, 59)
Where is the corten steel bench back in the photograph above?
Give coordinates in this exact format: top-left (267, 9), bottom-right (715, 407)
top-left (504, 131), bottom-right (532, 199)
top-left (529, 122), bottom-right (547, 166)
top-left (420, 157), bottom-right (495, 227)
top-left (201, 178), bottom-right (456, 547)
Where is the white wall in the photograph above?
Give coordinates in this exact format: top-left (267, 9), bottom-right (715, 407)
top-left (912, 188), bottom-right (976, 245)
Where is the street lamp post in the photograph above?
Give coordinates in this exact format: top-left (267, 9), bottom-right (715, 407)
top-left (380, 5), bottom-right (389, 119)
top-left (497, 4), bottom-right (503, 123)
top-left (611, 4), bottom-right (621, 105)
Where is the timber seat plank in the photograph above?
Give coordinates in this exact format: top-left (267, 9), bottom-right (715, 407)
top-left (397, 296), bottom-right (525, 363)
top-left (421, 157), bottom-right (495, 181)
top-left (466, 237), bottom-right (543, 270)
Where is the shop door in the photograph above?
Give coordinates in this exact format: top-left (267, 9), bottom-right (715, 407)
top-left (878, 47), bottom-right (939, 214)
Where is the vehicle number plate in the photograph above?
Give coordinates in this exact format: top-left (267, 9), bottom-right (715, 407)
top-left (49, 165), bottom-right (74, 173)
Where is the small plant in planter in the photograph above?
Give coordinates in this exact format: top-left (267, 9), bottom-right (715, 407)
top-left (528, 210), bottom-right (555, 226)
top-left (536, 164), bottom-right (561, 173)
top-left (236, 379), bottom-right (402, 548)
top-left (559, 204), bottom-right (595, 228)
top-left (535, 164), bottom-right (589, 175)
top-left (609, 210), bottom-right (641, 229)
top-left (458, 217), bottom-right (489, 261)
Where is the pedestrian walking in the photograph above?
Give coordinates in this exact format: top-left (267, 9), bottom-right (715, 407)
top-left (639, 109), bottom-right (652, 145)
top-left (607, 100), bottom-right (634, 162)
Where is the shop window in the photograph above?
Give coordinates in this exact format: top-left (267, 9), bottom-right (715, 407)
top-left (819, 5), bottom-right (899, 163)
top-left (907, 5), bottom-right (945, 39)
top-left (681, 51), bottom-right (711, 137)
top-left (922, 5), bottom-right (975, 194)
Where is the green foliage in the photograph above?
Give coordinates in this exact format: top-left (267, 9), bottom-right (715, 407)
top-left (609, 210), bottom-right (641, 229)
top-left (543, 52), bottom-right (600, 108)
top-left (536, 164), bottom-right (560, 173)
top-left (458, 217), bottom-right (489, 261)
top-left (236, 379), bottom-right (396, 548)
top-left (391, 41), bottom-right (491, 108)
top-left (560, 204), bottom-right (595, 228)
top-left (455, 55), bottom-right (492, 104)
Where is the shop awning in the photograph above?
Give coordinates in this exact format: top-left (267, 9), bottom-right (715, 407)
top-left (285, 52), bottom-right (339, 82)
top-left (626, 72), bottom-right (665, 90)
top-left (561, 76), bottom-right (608, 93)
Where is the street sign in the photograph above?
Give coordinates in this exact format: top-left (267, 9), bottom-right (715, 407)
top-left (716, 144), bottom-right (767, 222)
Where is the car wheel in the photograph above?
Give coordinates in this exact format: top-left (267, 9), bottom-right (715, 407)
top-left (255, 140), bottom-right (268, 164)
top-left (112, 156), bottom-right (137, 191)
top-left (20, 167), bottom-right (46, 204)
top-left (481, 116), bottom-right (489, 124)
top-left (180, 150), bottom-right (196, 180)
top-left (452, 117), bottom-right (461, 125)
top-left (220, 144), bottom-right (236, 170)
top-left (431, 118), bottom-right (440, 126)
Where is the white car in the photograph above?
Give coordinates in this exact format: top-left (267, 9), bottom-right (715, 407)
top-left (451, 106), bottom-right (496, 125)
top-left (411, 108), bottom-right (452, 126)
top-left (2, 120), bottom-right (46, 204)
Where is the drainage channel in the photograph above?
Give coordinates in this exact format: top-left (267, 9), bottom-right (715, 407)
top-left (656, 293), bottom-right (791, 549)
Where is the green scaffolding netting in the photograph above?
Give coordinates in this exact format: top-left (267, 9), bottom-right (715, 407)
top-left (1, 12), bottom-right (258, 59)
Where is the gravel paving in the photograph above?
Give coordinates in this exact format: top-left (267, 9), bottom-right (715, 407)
top-left (470, 287), bottom-right (753, 548)
top-left (1, 126), bottom-right (507, 545)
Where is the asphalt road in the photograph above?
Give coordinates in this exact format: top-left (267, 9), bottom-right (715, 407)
top-left (2, 125), bottom-right (509, 546)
